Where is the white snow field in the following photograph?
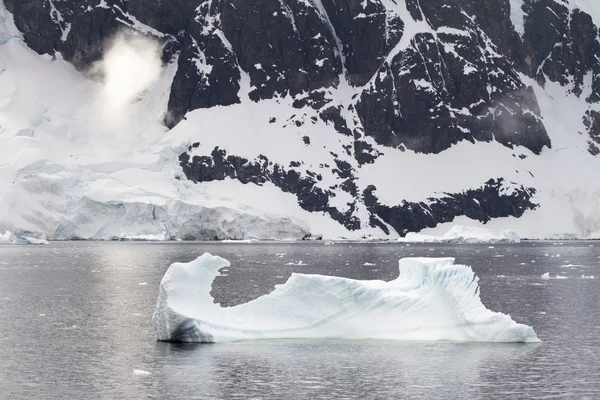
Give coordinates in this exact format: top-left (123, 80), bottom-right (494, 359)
top-left (398, 225), bottom-right (521, 244)
top-left (2, 2), bottom-right (600, 240)
top-left (152, 253), bottom-right (540, 343)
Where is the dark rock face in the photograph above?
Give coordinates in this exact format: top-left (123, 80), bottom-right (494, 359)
top-left (5, 0), bottom-right (556, 155)
top-left (179, 147), bottom-right (361, 230)
top-left (319, 0), bottom-right (403, 86)
top-left (520, 1), bottom-right (600, 153)
top-left (363, 179), bottom-right (538, 236)
top-left (355, 1), bottom-right (550, 154)
top-left (165, 4), bottom-right (242, 128)
top-left (6, 0), bottom-right (600, 236)
top-left (179, 146), bottom-right (536, 237)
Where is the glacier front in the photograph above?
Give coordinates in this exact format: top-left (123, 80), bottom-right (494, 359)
top-left (152, 254), bottom-right (540, 343)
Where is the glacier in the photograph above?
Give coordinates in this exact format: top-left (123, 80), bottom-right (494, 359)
top-left (152, 253), bottom-right (540, 343)
top-left (398, 225), bottom-right (521, 244)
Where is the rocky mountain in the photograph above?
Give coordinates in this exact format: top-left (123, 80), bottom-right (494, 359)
top-left (1, 0), bottom-right (600, 240)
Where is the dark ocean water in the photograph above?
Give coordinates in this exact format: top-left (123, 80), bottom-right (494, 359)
top-left (0, 241), bottom-right (598, 399)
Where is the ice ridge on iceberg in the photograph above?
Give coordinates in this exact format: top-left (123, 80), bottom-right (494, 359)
top-left (152, 254), bottom-right (540, 343)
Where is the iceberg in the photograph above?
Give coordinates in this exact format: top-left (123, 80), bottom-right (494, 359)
top-left (0, 231), bottom-right (16, 243)
top-left (0, 230), bottom-right (48, 245)
top-left (153, 253), bottom-right (540, 343)
top-left (398, 225), bottom-right (521, 244)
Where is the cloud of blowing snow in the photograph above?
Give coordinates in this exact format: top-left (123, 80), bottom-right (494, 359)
top-left (94, 32), bottom-right (162, 125)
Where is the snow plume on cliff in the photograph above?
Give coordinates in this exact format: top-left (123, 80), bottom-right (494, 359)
top-left (93, 32), bottom-right (162, 127)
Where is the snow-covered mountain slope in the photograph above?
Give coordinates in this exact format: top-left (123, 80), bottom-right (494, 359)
top-left (2, 0), bottom-right (600, 240)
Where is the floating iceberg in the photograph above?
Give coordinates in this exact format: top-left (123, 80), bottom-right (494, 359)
top-left (0, 231), bottom-right (48, 245)
top-left (398, 225), bottom-right (521, 244)
top-left (153, 254), bottom-right (539, 343)
top-left (541, 272), bottom-right (568, 280)
top-left (0, 231), bottom-right (16, 243)
top-left (117, 231), bottom-right (170, 241)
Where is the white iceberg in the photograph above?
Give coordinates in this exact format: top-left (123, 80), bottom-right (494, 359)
top-left (398, 225), bottom-right (521, 244)
top-left (541, 272), bottom-right (568, 280)
top-left (0, 231), bottom-right (16, 243)
top-left (18, 236), bottom-right (50, 245)
top-left (117, 231), bottom-right (170, 241)
top-left (0, 230), bottom-right (48, 245)
top-left (153, 253), bottom-right (540, 343)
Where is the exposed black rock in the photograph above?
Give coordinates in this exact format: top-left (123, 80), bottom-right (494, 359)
top-left (584, 110), bottom-right (600, 155)
top-left (363, 179), bottom-right (538, 236)
top-left (165, 6), bottom-right (242, 128)
top-left (179, 147), bottom-right (360, 230)
top-left (355, 10), bottom-right (551, 154)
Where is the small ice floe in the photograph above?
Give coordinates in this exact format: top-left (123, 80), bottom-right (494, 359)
top-left (275, 253), bottom-right (286, 258)
top-left (39, 314), bottom-right (46, 317)
top-left (497, 275), bottom-right (506, 278)
top-left (581, 275), bottom-right (595, 279)
top-left (285, 261), bottom-right (306, 266)
top-left (138, 282), bottom-right (148, 286)
top-left (324, 241), bottom-right (335, 245)
top-left (542, 273), bottom-right (568, 280)
top-left (561, 264), bottom-right (588, 269)
top-left (363, 262), bottom-right (376, 266)
top-left (488, 246), bottom-right (495, 249)
top-left (493, 254), bottom-right (504, 258)
top-left (133, 369), bottom-right (152, 376)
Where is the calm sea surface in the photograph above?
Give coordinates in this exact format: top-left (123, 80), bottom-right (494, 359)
top-left (0, 241), bottom-right (598, 399)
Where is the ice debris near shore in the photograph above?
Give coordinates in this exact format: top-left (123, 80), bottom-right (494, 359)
top-left (153, 253), bottom-right (539, 343)
top-left (0, 231), bottom-right (48, 245)
top-left (398, 225), bottom-right (521, 244)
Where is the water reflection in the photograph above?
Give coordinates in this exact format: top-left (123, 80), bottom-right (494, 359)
top-left (154, 340), bottom-right (540, 399)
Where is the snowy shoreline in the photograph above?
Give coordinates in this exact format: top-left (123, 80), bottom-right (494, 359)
top-left (4, 237), bottom-right (599, 244)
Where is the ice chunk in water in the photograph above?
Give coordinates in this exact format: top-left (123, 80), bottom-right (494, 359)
top-left (153, 254), bottom-right (540, 343)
